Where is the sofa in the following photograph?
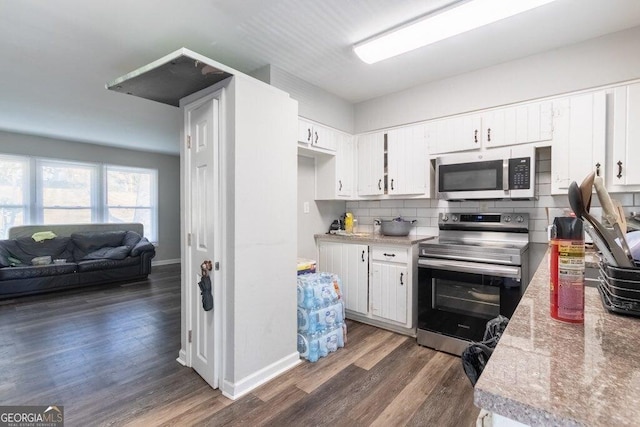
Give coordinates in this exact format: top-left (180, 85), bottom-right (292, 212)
top-left (0, 223), bottom-right (155, 299)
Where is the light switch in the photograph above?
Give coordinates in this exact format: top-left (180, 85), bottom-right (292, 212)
top-left (303, 201), bottom-right (310, 214)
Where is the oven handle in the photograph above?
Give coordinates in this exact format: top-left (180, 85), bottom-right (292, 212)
top-left (418, 258), bottom-right (521, 279)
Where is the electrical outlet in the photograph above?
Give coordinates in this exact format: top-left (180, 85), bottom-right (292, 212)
top-left (303, 201), bottom-right (310, 214)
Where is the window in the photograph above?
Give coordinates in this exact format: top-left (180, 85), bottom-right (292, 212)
top-left (0, 154), bottom-right (158, 242)
top-left (37, 160), bottom-right (98, 224)
top-left (0, 155), bottom-right (29, 238)
top-left (105, 166), bottom-right (157, 242)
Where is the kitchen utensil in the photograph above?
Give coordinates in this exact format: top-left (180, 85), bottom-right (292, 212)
top-left (614, 200), bottom-right (627, 234)
top-left (593, 176), bottom-right (634, 262)
top-left (380, 217), bottom-right (416, 236)
top-left (579, 171), bottom-right (595, 213)
top-left (568, 181), bottom-right (633, 268)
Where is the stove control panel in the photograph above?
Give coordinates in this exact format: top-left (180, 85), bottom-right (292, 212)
top-left (438, 212), bottom-right (529, 231)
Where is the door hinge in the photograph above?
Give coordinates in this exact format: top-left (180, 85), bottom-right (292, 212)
top-left (188, 330), bottom-right (192, 343)
top-left (187, 233), bottom-right (192, 246)
top-left (187, 135), bottom-right (192, 149)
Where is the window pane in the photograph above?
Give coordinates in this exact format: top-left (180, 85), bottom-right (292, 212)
top-left (108, 208), bottom-right (151, 229)
top-left (42, 164), bottom-right (93, 207)
top-left (0, 207), bottom-right (25, 238)
top-left (0, 158), bottom-right (27, 205)
top-left (107, 170), bottom-right (151, 206)
top-left (44, 209), bottom-right (92, 224)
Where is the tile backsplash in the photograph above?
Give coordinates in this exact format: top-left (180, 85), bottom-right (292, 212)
top-left (346, 147), bottom-right (640, 243)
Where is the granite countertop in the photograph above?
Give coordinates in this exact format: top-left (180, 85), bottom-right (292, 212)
top-left (314, 232), bottom-right (435, 246)
top-left (474, 249), bottom-right (640, 426)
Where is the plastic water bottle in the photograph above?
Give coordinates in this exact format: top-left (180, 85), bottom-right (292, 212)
top-left (308, 335), bottom-right (319, 362)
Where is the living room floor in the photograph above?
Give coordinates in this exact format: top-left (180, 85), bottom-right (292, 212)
top-left (0, 264), bottom-right (479, 426)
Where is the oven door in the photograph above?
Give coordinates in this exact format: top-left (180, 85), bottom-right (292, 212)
top-left (417, 258), bottom-right (522, 344)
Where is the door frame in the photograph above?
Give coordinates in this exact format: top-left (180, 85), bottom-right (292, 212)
top-left (182, 87), bottom-right (226, 389)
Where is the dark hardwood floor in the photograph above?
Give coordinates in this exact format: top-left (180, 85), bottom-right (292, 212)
top-left (0, 264), bottom-right (479, 426)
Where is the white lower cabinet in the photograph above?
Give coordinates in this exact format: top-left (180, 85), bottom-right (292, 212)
top-left (317, 241), bottom-right (368, 315)
top-left (370, 247), bottom-right (409, 326)
top-left (317, 239), bottom-right (417, 335)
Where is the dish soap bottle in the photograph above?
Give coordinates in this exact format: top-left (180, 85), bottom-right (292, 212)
top-left (550, 215), bottom-right (585, 323)
top-left (344, 213), bottom-right (354, 234)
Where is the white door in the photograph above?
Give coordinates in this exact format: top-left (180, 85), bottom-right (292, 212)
top-left (188, 96), bottom-right (221, 389)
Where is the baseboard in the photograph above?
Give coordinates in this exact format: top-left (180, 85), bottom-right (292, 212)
top-left (176, 349), bottom-right (187, 366)
top-left (221, 352), bottom-right (301, 400)
top-left (152, 258), bottom-right (181, 266)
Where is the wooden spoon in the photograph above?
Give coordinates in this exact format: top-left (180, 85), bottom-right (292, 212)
top-left (579, 171), bottom-right (595, 213)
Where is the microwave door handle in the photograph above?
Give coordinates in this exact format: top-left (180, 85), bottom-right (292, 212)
top-left (502, 159), bottom-right (509, 191)
top-left (418, 258), bottom-right (521, 279)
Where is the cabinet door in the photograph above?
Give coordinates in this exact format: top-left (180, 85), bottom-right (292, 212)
top-left (371, 261), bottom-right (408, 325)
top-left (357, 132), bottom-right (384, 196)
top-left (429, 114), bottom-right (482, 154)
top-left (387, 124), bottom-right (428, 196)
top-left (612, 84), bottom-right (640, 186)
top-left (551, 92), bottom-right (606, 194)
top-left (317, 242), bottom-right (368, 315)
top-left (484, 101), bottom-right (553, 148)
top-left (335, 133), bottom-right (354, 197)
top-left (298, 119), bottom-right (313, 144)
top-left (313, 125), bottom-right (337, 151)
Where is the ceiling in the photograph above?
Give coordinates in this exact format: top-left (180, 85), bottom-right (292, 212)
top-left (2, 0), bottom-right (640, 155)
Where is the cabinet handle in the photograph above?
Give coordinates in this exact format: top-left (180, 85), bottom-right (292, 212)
top-left (391, 179), bottom-right (394, 190)
top-left (474, 129), bottom-right (478, 143)
top-left (361, 250), bottom-right (365, 262)
top-left (400, 272), bottom-right (404, 286)
top-left (595, 163), bottom-right (601, 177)
top-left (338, 180), bottom-right (342, 191)
top-left (487, 128), bottom-right (491, 142)
top-left (378, 179), bottom-right (382, 190)
top-left (314, 131), bottom-right (319, 144)
top-left (617, 161), bottom-right (623, 179)
top-left (307, 128), bottom-right (312, 143)
top-left (383, 253), bottom-right (396, 257)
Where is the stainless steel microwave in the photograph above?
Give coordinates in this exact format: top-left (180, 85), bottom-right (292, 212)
top-left (435, 147), bottom-right (536, 200)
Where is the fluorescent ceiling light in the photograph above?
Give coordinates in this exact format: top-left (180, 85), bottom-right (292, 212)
top-left (354, 0), bottom-right (558, 64)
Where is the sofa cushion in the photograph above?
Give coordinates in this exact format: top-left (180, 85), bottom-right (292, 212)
top-left (71, 231), bottom-right (126, 260)
top-left (0, 237), bottom-right (73, 265)
top-left (0, 263), bottom-right (77, 280)
top-left (83, 245), bottom-right (130, 260)
top-left (76, 257), bottom-right (140, 272)
top-left (122, 231), bottom-right (142, 249)
top-left (131, 238), bottom-right (155, 256)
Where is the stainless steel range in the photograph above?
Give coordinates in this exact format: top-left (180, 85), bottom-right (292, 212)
top-left (417, 212), bottom-right (530, 356)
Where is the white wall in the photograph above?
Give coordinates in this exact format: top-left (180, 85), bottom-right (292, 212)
top-left (354, 26), bottom-right (640, 133)
top-left (223, 74), bottom-right (299, 397)
top-left (254, 64), bottom-right (355, 133)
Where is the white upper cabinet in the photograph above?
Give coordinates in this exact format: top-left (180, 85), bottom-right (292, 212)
top-left (315, 130), bottom-right (354, 200)
top-left (611, 83), bottom-right (640, 188)
top-left (386, 124), bottom-right (430, 196)
top-left (551, 91), bottom-right (606, 194)
top-left (483, 101), bottom-right (553, 148)
top-left (357, 132), bottom-right (385, 196)
top-left (428, 114), bottom-right (482, 154)
top-left (298, 118), bottom-right (337, 151)
top-left (335, 132), bottom-right (354, 197)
